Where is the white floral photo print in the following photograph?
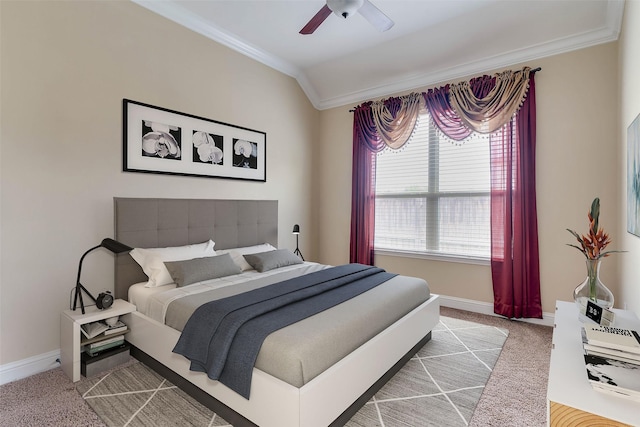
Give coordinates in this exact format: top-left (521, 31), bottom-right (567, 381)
top-left (123, 99), bottom-right (266, 182)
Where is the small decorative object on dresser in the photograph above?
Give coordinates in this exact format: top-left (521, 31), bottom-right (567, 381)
top-left (567, 197), bottom-right (624, 318)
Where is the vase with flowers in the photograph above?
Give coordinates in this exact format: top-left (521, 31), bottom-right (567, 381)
top-left (567, 197), bottom-right (623, 313)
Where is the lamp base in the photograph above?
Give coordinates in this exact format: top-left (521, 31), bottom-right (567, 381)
top-left (73, 283), bottom-right (97, 315)
top-left (294, 247), bottom-right (305, 261)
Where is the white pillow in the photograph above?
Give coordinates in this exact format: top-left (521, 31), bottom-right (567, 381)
top-left (130, 240), bottom-right (216, 287)
top-left (216, 243), bottom-right (276, 271)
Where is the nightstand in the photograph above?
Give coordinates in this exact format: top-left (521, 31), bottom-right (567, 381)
top-left (60, 299), bottom-right (136, 382)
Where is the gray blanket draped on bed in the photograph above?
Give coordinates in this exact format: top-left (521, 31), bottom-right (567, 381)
top-left (173, 263), bottom-right (396, 398)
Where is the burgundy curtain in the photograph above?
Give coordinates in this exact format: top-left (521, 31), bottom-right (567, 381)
top-left (490, 75), bottom-right (541, 318)
top-left (350, 98), bottom-right (407, 264)
top-left (350, 103), bottom-right (377, 265)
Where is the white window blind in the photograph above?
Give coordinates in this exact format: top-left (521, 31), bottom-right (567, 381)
top-left (374, 113), bottom-right (491, 259)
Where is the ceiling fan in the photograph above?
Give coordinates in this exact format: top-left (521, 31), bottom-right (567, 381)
top-left (300, 0), bottom-right (394, 35)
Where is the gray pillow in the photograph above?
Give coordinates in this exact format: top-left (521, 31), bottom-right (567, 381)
top-left (164, 253), bottom-right (242, 287)
top-left (243, 249), bottom-right (303, 272)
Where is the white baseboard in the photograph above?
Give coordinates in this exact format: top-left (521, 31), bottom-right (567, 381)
top-left (0, 349), bottom-right (61, 386)
top-left (439, 295), bottom-right (555, 327)
top-left (0, 297), bottom-right (554, 386)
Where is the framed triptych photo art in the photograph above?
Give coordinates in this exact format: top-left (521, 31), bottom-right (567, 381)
top-left (123, 99), bottom-right (266, 182)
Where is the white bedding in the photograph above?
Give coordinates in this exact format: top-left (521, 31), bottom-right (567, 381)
top-left (127, 261), bottom-right (432, 389)
top-left (128, 262), bottom-right (326, 323)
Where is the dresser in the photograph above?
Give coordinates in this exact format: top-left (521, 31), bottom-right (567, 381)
top-left (547, 301), bottom-right (640, 426)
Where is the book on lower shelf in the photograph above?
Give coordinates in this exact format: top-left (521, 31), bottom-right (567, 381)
top-left (584, 353), bottom-right (640, 402)
top-left (81, 320), bottom-right (128, 339)
top-left (103, 321), bottom-right (128, 335)
top-left (85, 335), bottom-right (126, 357)
top-left (89, 334), bottom-right (125, 349)
top-left (81, 321), bottom-right (109, 339)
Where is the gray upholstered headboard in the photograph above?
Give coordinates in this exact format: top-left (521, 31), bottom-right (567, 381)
top-left (113, 198), bottom-right (278, 300)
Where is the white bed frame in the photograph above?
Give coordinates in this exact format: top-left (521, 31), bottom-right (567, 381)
top-left (113, 198), bottom-right (440, 427)
top-left (122, 294), bottom-right (439, 427)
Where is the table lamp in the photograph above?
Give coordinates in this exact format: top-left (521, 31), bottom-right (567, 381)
top-left (73, 238), bottom-right (132, 314)
top-left (292, 224), bottom-right (304, 261)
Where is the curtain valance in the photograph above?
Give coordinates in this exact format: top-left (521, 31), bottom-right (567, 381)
top-left (371, 92), bottom-right (423, 150)
top-left (354, 92), bottom-right (424, 152)
top-left (354, 66), bottom-right (533, 147)
top-left (448, 67), bottom-right (531, 134)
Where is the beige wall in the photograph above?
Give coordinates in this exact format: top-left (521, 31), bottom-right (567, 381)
top-left (619, 0), bottom-right (640, 315)
top-left (0, 1), bottom-right (318, 365)
top-left (1, 0), bottom-right (637, 371)
top-left (315, 42), bottom-right (624, 317)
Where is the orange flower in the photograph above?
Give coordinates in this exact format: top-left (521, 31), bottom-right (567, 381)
top-left (567, 197), bottom-right (621, 260)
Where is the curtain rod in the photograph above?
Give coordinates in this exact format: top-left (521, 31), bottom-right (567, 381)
top-left (349, 67), bottom-right (542, 112)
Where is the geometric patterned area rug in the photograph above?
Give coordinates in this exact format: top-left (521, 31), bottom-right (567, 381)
top-left (76, 316), bottom-right (508, 427)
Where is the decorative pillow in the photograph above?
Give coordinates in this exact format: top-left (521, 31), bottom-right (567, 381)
top-left (130, 240), bottom-right (216, 287)
top-left (164, 253), bottom-right (241, 287)
top-left (216, 243), bottom-right (277, 271)
top-left (243, 249), bottom-right (303, 273)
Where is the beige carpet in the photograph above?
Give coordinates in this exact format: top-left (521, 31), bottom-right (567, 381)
top-left (446, 308), bottom-right (553, 427)
top-left (75, 315), bottom-right (508, 427)
top-left (0, 307), bottom-right (552, 426)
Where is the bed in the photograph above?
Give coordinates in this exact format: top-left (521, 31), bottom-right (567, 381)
top-left (114, 197), bottom-right (440, 427)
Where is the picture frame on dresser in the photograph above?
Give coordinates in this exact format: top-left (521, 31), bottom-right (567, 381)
top-left (123, 99), bottom-right (266, 182)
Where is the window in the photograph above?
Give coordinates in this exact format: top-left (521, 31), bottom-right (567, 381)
top-left (374, 113), bottom-right (490, 260)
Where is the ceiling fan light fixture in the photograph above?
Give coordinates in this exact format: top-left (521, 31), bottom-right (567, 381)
top-left (327, 0), bottom-right (364, 19)
top-left (299, 0), bottom-right (392, 34)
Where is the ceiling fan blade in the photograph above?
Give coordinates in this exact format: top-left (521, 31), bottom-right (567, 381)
top-left (358, 0), bottom-right (394, 32)
top-left (300, 5), bottom-right (332, 35)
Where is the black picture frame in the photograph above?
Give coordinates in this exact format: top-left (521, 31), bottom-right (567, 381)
top-left (628, 113), bottom-right (640, 237)
top-left (123, 99), bottom-right (266, 182)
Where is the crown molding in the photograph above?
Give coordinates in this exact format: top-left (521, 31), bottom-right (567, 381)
top-left (131, 0), bottom-right (624, 111)
top-left (314, 21), bottom-right (623, 110)
top-left (130, 0), bottom-right (300, 78)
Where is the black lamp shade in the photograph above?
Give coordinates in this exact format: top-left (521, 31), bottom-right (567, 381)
top-left (292, 224), bottom-right (300, 234)
top-left (101, 238), bottom-right (132, 253)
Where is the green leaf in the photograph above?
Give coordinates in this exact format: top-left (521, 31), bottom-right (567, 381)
top-left (590, 197), bottom-right (600, 231)
top-left (566, 243), bottom-right (587, 255)
top-left (566, 228), bottom-right (583, 243)
top-left (600, 250), bottom-right (627, 257)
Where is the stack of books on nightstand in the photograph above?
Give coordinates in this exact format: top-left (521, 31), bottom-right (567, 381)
top-left (581, 325), bottom-right (640, 401)
top-left (81, 319), bottom-right (131, 377)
